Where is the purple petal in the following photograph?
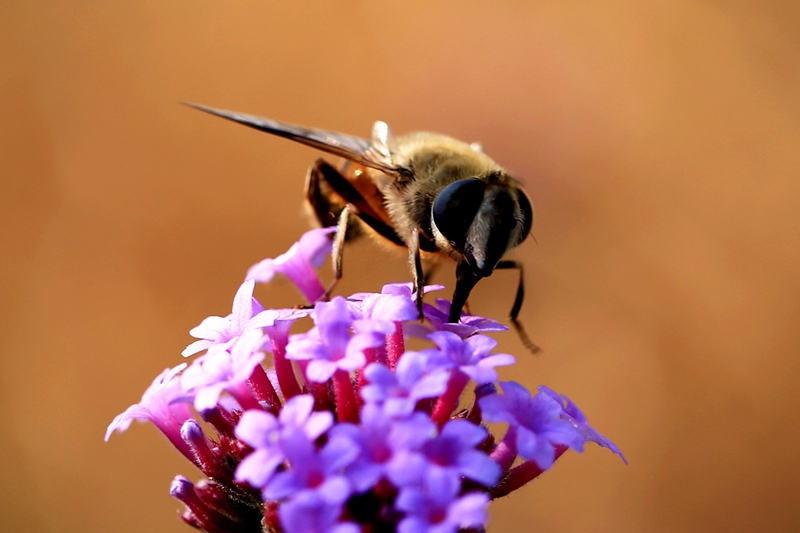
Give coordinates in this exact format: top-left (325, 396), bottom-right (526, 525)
top-left (304, 411), bottom-right (335, 440)
top-left (235, 448), bottom-right (283, 488)
top-left (361, 293), bottom-right (418, 322)
top-left (464, 335), bottom-right (497, 357)
top-left (246, 228), bottom-right (334, 303)
top-left (230, 280), bottom-right (256, 332)
top-left (263, 470), bottom-right (301, 500)
top-left (347, 462), bottom-right (384, 493)
top-left (455, 450), bottom-right (501, 487)
top-left (395, 486), bottom-right (427, 514)
top-left (187, 316), bottom-right (229, 342)
top-left (194, 383), bottom-right (227, 410)
top-left (538, 386), bottom-right (627, 463)
top-left (360, 385), bottom-right (386, 404)
top-left (363, 362), bottom-right (394, 388)
top-left (279, 395), bottom-right (314, 426)
top-left (321, 436), bottom-right (360, 472)
top-left (181, 339), bottom-right (215, 358)
top-left (306, 359), bottom-right (337, 382)
top-left (286, 334), bottom-right (327, 362)
top-left (398, 517), bottom-right (427, 533)
top-left (478, 394), bottom-right (514, 423)
top-left (342, 334), bottom-right (376, 368)
top-left (423, 467), bottom-right (460, 503)
top-left (247, 258), bottom-right (278, 283)
top-left (448, 492), bottom-right (489, 529)
top-left (391, 413), bottom-right (437, 449)
top-left (382, 398), bottom-right (416, 418)
top-left (479, 353), bottom-right (515, 368)
top-left (248, 309), bottom-right (281, 329)
top-left (394, 351), bottom-right (427, 384)
top-left (298, 227), bottom-right (336, 267)
top-left (235, 410), bottom-right (279, 448)
top-left (460, 365), bottom-right (499, 385)
top-left (317, 475), bottom-right (352, 504)
top-left (409, 372), bottom-right (449, 399)
top-left (428, 331), bottom-right (464, 355)
top-left (386, 451), bottom-right (428, 487)
top-left (444, 419), bottom-right (487, 446)
top-left (278, 490), bottom-right (350, 533)
top-left (331, 524), bottom-right (360, 533)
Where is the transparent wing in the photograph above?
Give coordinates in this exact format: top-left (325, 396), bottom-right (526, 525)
top-left (370, 120), bottom-right (395, 158)
top-left (185, 103), bottom-right (400, 175)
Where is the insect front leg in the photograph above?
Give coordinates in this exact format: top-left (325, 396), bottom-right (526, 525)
top-left (306, 158), bottom-right (410, 303)
top-left (495, 260), bottom-right (540, 354)
top-left (305, 159), bottom-right (354, 300)
top-left (322, 204), bottom-right (352, 301)
top-left (408, 228), bottom-right (425, 319)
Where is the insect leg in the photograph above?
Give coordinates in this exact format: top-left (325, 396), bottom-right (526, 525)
top-left (495, 260), bottom-right (540, 354)
top-left (409, 228), bottom-right (425, 319)
top-left (306, 158), bottom-right (406, 245)
top-left (323, 204), bottom-right (352, 301)
top-left (306, 158), bottom-right (415, 304)
top-left (305, 159), bottom-right (344, 229)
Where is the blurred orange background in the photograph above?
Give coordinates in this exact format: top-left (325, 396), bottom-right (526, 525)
top-left (2, 2), bottom-right (799, 532)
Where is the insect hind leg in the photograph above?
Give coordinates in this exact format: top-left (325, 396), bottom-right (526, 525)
top-left (304, 158), bottom-right (360, 237)
top-left (495, 260), bottom-right (540, 354)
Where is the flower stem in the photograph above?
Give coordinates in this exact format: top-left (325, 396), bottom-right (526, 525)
top-left (333, 369), bottom-right (359, 423)
top-left (171, 477), bottom-right (238, 533)
top-left (181, 420), bottom-right (228, 479)
top-left (432, 369), bottom-right (470, 426)
top-left (490, 426), bottom-right (518, 472)
top-left (491, 445), bottom-right (568, 499)
top-left (248, 364), bottom-right (281, 414)
top-left (386, 321), bottom-right (404, 371)
top-left (194, 480), bottom-right (238, 522)
top-left (199, 406), bottom-right (236, 439)
top-left (297, 360), bottom-right (334, 411)
top-left (270, 335), bottom-right (302, 399)
top-left (229, 382), bottom-right (262, 412)
top-left (152, 416), bottom-right (195, 464)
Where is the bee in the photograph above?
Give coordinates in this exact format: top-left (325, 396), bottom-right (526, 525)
top-left (187, 103), bottom-right (538, 352)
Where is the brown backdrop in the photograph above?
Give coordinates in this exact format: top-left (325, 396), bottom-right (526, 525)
top-left (2, 2), bottom-right (799, 532)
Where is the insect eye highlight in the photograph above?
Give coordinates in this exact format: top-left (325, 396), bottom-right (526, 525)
top-left (432, 177), bottom-right (486, 251)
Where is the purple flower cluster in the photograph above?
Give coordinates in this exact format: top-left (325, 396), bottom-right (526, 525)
top-left (107, 228), bottom-right (625, 533)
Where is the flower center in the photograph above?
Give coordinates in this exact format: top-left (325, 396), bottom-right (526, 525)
top-left (428, 508), bottom-right (447, 525)
top-left (308, 470), bottom-right (325, 488)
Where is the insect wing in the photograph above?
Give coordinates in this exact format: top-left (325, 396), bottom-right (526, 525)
top-left (185, 103), bottom-right (400, 175)
top-left (370, 120), bottom-right (395, 158)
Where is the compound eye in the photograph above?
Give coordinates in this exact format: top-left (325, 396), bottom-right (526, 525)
top-left (432, 177), bottom-right (486, 251)
top-left (516, 190), bottom-right (534, 244)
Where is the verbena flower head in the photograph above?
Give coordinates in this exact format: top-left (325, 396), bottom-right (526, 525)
top-left (107, 229), bottom-right (625, 533)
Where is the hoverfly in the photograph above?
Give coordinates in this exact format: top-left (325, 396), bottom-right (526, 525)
top-left (187, 103), bottom-right (538, 352)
